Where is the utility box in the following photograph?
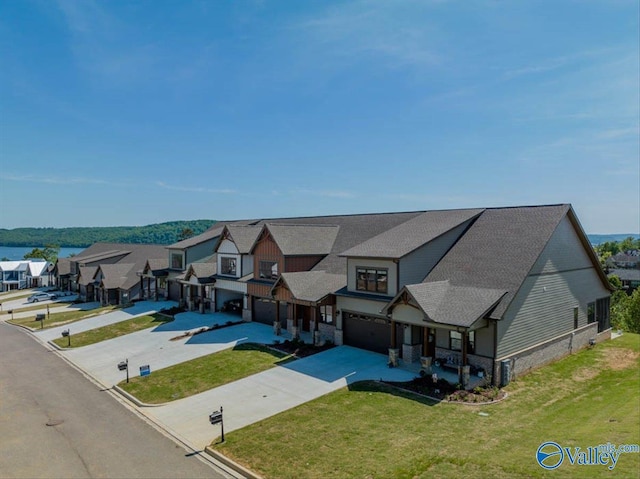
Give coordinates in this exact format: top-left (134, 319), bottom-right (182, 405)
top-left (500, 359), bottom-right (512, 387)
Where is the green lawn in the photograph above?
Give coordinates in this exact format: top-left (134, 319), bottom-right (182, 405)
top-left (119, 343), bottom-right (294, 404)
top-left (213, 334), bottom-right (640, 479)
top-left (51, 313), bottom-right (173, 348)
top-left (7, 304), bottom-right (115, 329)
top-left (1, 301), bottom-right (75, 316)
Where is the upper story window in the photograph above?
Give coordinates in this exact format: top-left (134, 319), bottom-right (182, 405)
top-left (259, 261), bottom-right (278, 280)
top-left (221, 257), bottom-right (237, 276)
top-left (356, 267), bottom-right (388, 294)
top-left (170, 253), bottom-right (184, 270)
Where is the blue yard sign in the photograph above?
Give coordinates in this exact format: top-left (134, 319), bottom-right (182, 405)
top-left (139, 365), bottom-right (151, 377)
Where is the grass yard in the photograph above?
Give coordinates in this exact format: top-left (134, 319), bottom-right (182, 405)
top-left (7, 304), bottom-right (115, 329)
top-left (213, 334), bottom-right (640, 479)
top-left (1, 301), bottom-right (75, 316)
top-left (119, 343), bottom-right (294, 404)
top-left (51, 313), bottom-right (173, 348)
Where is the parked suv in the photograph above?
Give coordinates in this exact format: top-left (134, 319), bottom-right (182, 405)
top-left (27, 292), bottom-right (55, 303)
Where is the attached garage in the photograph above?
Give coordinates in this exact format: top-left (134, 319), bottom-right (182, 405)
top-left (252, 297), bottom-right (288, 326)
top-left (215, 288), bottom-right (244, 313)
top-left (343, 311), bottom-right (391, 354)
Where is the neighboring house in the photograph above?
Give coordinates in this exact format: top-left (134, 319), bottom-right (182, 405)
top-left (181, 255), bottom-right (217, 313)
top-left (25, 261), bottom-right (52, 288)
top-left (0, 261), bottom-right (30, 291)
top-left (212, 225), bottom-right (262, 315)
top-left (609, 268), bottom-right (640, 294)
top-left (52, 243), bottom-right (167, 305)
top-left (606, 251), bottom-right (640, 269)
top-left (165, 223), bottom-right (229, 307)
top-left (139, 258), bottom-right (169, 301)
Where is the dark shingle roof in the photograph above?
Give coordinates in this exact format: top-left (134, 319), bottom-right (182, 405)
top-left (78, 266), bottom-right (98, 286)
top-left (99, 263), bottom-right (135, 289)
top-left (273, 271), bottom-right (347, 303)
top-left (609, 269), bottom-right (640, 282)
top-left (224, 225), bottom-right (263, 254)
top-left (424, 204), bottom-right (571, 319)
top-left (340, 208), bottom-right (484, 259)
top-left (391, 280), bottom-right (507, 327)
top-left (263, 224), bottom-right (340, 256)
top-left (55, 258), bottom-right (71, 276)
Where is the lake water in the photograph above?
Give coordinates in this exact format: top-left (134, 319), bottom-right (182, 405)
top-left (0, 246), bottom-right (86, 261)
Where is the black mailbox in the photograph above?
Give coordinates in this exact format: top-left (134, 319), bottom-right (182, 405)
top-left (61, 330), bottom-right (70, 337)
top-left (117, 361), bottom-right (128, 371)
top-left (209, 411), bottom-right (223, 425)
top-left (36, 313), bottom-right (45, 321)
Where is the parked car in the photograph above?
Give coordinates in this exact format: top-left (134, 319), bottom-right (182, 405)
top-left (27, 292), bottom-right (55, 303)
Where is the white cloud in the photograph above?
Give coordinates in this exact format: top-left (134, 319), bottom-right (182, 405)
top-left (0, 173), bottom-right (113, 186)
top-left (155, 181), bottom-right (236, 194)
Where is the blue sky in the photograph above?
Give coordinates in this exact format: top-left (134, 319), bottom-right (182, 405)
top-left (1, 0), bottom-right (638, 234)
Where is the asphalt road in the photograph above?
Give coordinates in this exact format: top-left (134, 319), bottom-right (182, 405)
top-left (0, 321), bottom-right (232, 479)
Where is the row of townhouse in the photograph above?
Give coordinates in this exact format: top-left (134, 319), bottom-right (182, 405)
top-left (0, 260), bottom-right (52, 292)
top-left (129, 203), bottom-right (612, 386)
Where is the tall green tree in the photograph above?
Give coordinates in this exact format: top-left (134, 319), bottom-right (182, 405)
top-left (178, 228), bottom-right (195, 241)
top-left (23, 244), bottom-right (60, 262)
top-left (625, 289), bottom-right (640, 334)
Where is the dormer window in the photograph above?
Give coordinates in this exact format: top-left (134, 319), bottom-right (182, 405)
top-left (221, 257), bottom-right (237, 276)
top-left (356, 267), bottom-right (388, 294)
top-left (170, 253), bottom-right (184, 270)
top-left (259, 261), bottom-right (279, 280)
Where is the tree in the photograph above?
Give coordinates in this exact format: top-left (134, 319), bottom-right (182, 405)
top-left (624, 289), bottom-right (640, 334)
top-left (608, 275), bottom-right (622, 290)
top-left (610, 290), bottom-right (630, 330)
top-left (178, 228), bottom-right (195, 241)
top-left (23, 244), bottom-right (60, 262)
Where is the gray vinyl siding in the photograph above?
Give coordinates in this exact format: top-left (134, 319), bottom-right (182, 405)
top-left (496, 215), bottom-right (610, 358)
top-left (399, 219), bottom-right (474, 287)
top-left (473, 323), bottom-right (494, 357)
top-left (185, 238), bottom-right (218, 265)
top-left (497, 269), bottom-right (610, 358)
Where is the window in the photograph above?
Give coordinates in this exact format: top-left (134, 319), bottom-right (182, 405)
top-left (587, 302), bottom-right (595, 324)
top-left (450, 331), bottom-right (475, 353)
top-left (170, 253), bottom-right (184, 270)
top-left (221, 257), bottom-right (237, 276)
top-left (356, 267), bottom-right (388, 294)
top-left (259, 261), bottom-right (278, 280)
top-left (596, 297), bottom-right (610, 333)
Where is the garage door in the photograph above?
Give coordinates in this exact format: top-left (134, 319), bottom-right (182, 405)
top-left (343, 312), bottom-right (390, 354)
top-left (253, 297), bottom-right (288, 326)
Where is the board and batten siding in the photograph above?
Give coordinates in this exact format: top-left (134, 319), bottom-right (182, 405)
top-left (346, 258), bottom-right (398, 297)
top-left (496, 217), bottom-right (610, 358)
top-left (399, 218), bottom-right (475, 287)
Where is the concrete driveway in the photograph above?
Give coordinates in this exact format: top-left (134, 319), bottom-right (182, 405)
top-left (145, 345), bottom-right (416, 449)
top-left (60, 312), bottom-right (283, 387)
top-left (33, 300), bottom-right (176, 342)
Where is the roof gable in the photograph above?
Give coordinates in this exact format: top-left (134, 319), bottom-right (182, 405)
top-left (260, 224), bottom-right (340, 256)
top-left (272, 271), bottom-right (346, 303)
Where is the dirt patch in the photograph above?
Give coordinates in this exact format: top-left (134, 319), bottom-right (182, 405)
top-left (573, 367), bottom-right (599, 382)
top-left (601, 348), bottom-right (640, 370)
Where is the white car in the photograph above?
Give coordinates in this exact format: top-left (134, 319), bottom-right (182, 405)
top-left (27, 292), bottom-right (55, 303)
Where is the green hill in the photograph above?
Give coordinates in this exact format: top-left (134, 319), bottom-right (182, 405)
top-left (0, 220), bottom-right (216, 247)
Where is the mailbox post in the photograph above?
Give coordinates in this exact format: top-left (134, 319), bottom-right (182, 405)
top-left (61, 329), bottom-right (70, 347)
top-left (8, 310), bottom-right (13, 321)
top-left (118, 359), bottom-right (129, 383)
top-left (36, 313), bottom-right (45, 329)
top-left (209, 405), bottom-right (224, 442)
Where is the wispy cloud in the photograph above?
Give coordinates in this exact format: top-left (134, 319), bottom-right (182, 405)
top-left (289, 188), bottom-right (356, 199)
top-left (0, 173), bottom-right (114, 186)
top-left (155, 181), bottom-right (236, 194)
top-left (290, 0), bottom-right (443, 71)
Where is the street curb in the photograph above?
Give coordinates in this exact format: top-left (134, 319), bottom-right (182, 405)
top-left (112, 385), bottom-right (168, 408)
top-left (205, 446), bottom-right (263, 479)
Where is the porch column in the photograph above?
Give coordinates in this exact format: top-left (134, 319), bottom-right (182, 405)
top-left (200, 285), bottom-right (205, 313)
top-left (462, 330), bottom-right (468, 366)
top-left (390, 320), bottom-right (397, 348)
top-left (140, 277), bottom-right (144, 300)
top-left (154, 277), bottom-right (159, 301)
top-left (422, 327), bottom-right (428, 356)
top-left (274, 300), bottom-right (281, 335)
top-left (147, 278), bottom-right (151, 300)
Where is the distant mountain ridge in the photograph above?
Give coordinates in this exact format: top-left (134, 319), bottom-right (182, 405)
top-left (0, 220), bottom-right (216, 248)
top-left (587, 234), bottom-right (640, 245)
top-left (0, 222), bottom-right (634, 248)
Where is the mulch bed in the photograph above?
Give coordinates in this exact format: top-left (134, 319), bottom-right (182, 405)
top-left (386, 375), bottom-right (505, 403)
